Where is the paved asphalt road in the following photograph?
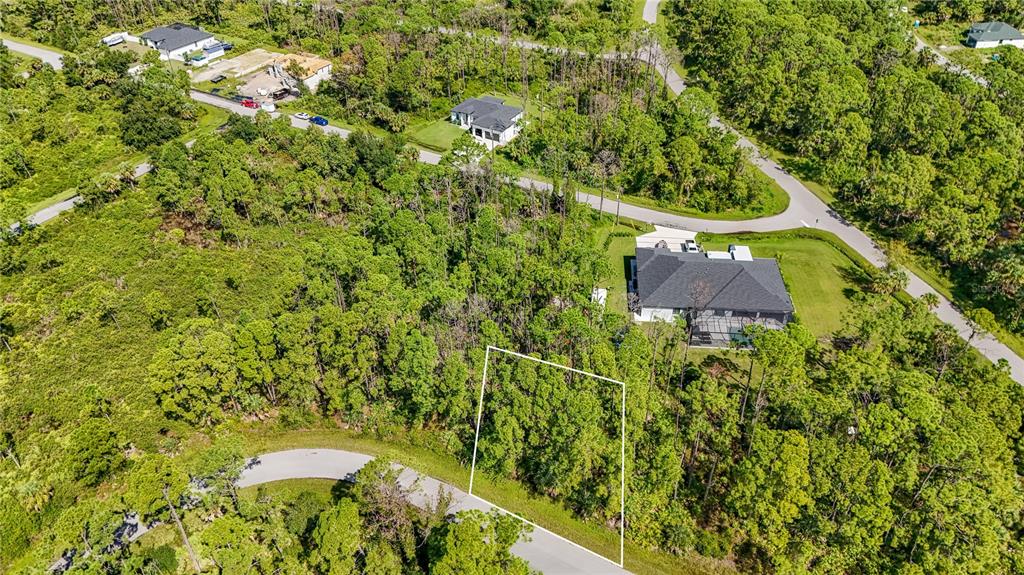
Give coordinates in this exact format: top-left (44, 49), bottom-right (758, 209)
top-left (636, 1), bottom-right (1024, 383)
top-left (240, 449), bottom-right (628, 574)
top-left (53, 449), bottom-right (628, 574)
top-left (1, 38), bottom-right (64, 69)
top-left (7, 23), bottom-right (1024, 383)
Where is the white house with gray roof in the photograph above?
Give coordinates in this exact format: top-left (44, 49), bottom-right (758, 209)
top-left (966, 21), bottom-right (1024, 49)
top-left (631, 245), bottom-right (794, 346)
top-left (140, 23), bottom-right (219, 61)
top-left (450, 96), bottom-right (524, 149)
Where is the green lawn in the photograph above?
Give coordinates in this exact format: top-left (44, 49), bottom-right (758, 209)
top-left (593, 223), bottom-right (870, 339)
top-left (908, 4), bottom-right (998, 76)
top-left (914, 23), bottom-right (995, 75)
top-left (240, 427), bottom-right (734, 575)
top-left (596, 222), bottom-right (649, 316)
top-left (408, 119), bottom-right (466, 151)
top-left (404, 90), bottom-right (536, 152)
top-left (110, 40), bottom-right (152, 62)
top-left (721, 125), bottom-right (1024, 355)
top-left (699, 230), bottom-right (870, 338)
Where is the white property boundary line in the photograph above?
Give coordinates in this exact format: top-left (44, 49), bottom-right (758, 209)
top-left (469, 345), bottom-right (627, 568)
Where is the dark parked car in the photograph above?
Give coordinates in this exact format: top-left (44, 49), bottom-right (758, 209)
top-left (271, 88), bottom-right (289, 100)
top-left (211, 74), bottom-right (227, 83)
top-left (230, 95), bottom-right (246, 103)
top-left (222, 43), bottom-right (234, 51)
top-left (310, 115), bottom-right (328, 126)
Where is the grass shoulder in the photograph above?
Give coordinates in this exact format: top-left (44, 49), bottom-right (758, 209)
top-left (617, 165), bottom-right (790, 221)
top-left (0, 32), bottom-right (72, 55)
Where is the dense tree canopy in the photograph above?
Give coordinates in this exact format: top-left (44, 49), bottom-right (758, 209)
top-left (666, 0), bottom-right (1024, 336)
top-left (1, 114), bottom-right (1021, 574)
top-left (1, 0), bottom-right (777, 219)
top-left (1, 1), bottom-right (1023, 573)
top-left (0, 44), bottom-right (200, 211)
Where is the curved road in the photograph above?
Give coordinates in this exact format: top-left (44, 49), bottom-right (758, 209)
top-left (55, 449), bottom-right (627, 574)
top-left (635, 1), bottom-right (1024, 383)
top-left (239, 449), bottom-right (627, 574)
top-left (1, 38), bottom-right (64, 68)
top-left (6, 23), bottom-right (1023, 383)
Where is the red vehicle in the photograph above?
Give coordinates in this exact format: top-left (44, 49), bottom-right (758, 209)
top-left (241, 99), bottom-right (259, 109)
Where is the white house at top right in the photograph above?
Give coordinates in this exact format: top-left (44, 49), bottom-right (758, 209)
top-left (966, 21), bottom-right (1024, 49)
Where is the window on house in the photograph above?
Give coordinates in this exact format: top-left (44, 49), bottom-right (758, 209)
top-left (474, 128), bottom-right (482, 136)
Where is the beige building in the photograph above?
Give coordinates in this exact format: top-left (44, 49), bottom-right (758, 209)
top-left (272, 53), bottom-right (333, 92)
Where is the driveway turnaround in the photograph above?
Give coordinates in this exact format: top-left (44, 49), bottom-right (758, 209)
top-left (6, 33), bottom-right (1023, 384)
top-left (240, 449), bottom-right (630, 575)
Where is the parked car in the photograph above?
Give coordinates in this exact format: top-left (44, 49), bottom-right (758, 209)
top-left (210, 88), bottom-right (222, 95)
top-left (230, 95), bottom-right (246, 103)
top-left (211, 74), bottom-right (227, 83)
top-left (294, 112), bottom-right (310, 120)
top-left (222, 43), bottom-right (234, 51)
top-left (241, 99), bottom-right (260, 109)
top-left (260, 102), bottom-right (277, 112)
top-left (310, 115), bottom-right (328, 126)
top-left (271, 88), bottom-right (290, 100)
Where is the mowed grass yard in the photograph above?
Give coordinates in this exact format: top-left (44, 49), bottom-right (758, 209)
top-left (408, 118), bottom-right (466, 151)
top-left (406, 91), bottom-right (537, 152)
top-left (596, 221), bottom-right (651, 316)
top-left (597, 224), bottom-right (867, 338)
top-left (699, 231), bottom-right (868, 338)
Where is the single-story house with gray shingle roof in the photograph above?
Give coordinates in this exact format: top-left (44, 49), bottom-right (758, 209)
top-left (631, 246), bottom-right (794, 346)
top-left (141, 23), bottom-right (218, 61)
top-left (966, 21), bottom-right (1024, 49)
top-left (450, 96), bottom-right (524, 149)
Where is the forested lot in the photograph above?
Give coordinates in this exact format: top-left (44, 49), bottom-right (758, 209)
top-left (0, 42), bottom-right (199, 212)
top-left (914, 0), bottom-right (1024, 24)
top-left (664, 0), bottom-right (1024, 345)
top-left (1, 111), bottom-right (1022, 573)
top-left (0, 1), bottom-right (1023, 573)
top-left (2, 0), bottom-right (779, 218)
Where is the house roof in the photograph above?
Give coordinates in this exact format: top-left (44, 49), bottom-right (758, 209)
top-left (635, 247), bottom-right (794, 314)
top-left (452, 97), bottom-right (523, 132)
top-left (273, 53), bottom-right (332, 79)
top-left (967, 21), bottom-right (1024, 43)
top-left (141, 23), bottom-right (213, 53)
